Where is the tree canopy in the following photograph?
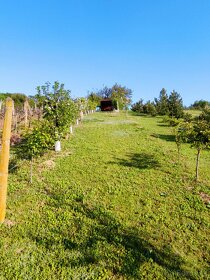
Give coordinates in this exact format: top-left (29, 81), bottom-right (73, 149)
top-left (95, 84), bottom-right (132, 110)
top-left (36, 81), bottom-right (78, 139)
top-left (132, 88), bottom-right (184, 118)
top-left (190, 100), bottom-right (210, 110)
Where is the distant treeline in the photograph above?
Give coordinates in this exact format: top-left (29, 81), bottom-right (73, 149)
top-left (189, 100), bottom-right (210, 110)
top-left (1, 88), bottom-right (209, 116)
top-left (131, 88), bottom-right (210, 118)
top-left (0, 92), bottom-right (35, 109)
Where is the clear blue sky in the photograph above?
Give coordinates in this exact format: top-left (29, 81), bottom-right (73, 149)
top-left (1, 0), bottom-right (210, 106)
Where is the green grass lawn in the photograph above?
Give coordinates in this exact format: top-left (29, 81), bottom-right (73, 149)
top-left (184, 109), bottom-right (202, 117)
top-left (1, 112), bottom-right (210, 279)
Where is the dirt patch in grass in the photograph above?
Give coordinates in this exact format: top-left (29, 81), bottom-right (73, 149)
top-left (40, 160), bottom-right (55, 169)
top-left (4, 219), bottom-right (16, 228)
top-left (200, 192), bottom-right (210, 204)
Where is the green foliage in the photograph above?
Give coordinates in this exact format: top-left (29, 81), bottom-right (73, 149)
top-left (175, 119), bottom-right (210, 180)
top-left (187, 120), bottom-right (210, 150)
top-left (36, 81), bottom-right (78, 139)
top-left (187, 120), bottom-right (210, 180)
top-left (131, 100), bottom-right (157, 116)
top-left (97, 84), bottom-right (132, 110)
top-left (111, 83), bottom-right (132, 109)
top-left (87, 92), bottom-right (101, 108)
top-left (143, 101), bottom-right (157, 116)
top-left (132, 88), bottom-right (184, 118)
top-left (183, 112), bottom-right (193, 122)
top-left (75, 97), bottom-right (87, 111)
top-left (16, 120), bottom-right (55, 160)
top-left (190, 100), bottom-right (210, 110)
top-left (175, 122), bottom-right (191, 160)
top-left (155, 88), bottom-right (169, 115)
top-left (27, 96), bottom-right (35, 108)
top-left (0, 92), bottom-right (27, 109)
top-left (131, 99), bottom-right (144, 113)
top-left (198, 106), bottom-right (210, 122)
top-left (168, 90), bottom-right (184, 118)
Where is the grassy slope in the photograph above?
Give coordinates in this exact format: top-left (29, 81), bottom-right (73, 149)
top-left (0, 112), bottom-right (210, 279)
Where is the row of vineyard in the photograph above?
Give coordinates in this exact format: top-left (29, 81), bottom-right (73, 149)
top-left (0, 82), bottom-right (96, 222)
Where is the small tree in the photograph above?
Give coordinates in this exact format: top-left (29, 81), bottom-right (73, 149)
top-left (168, 90), bottom-right (184, 118)
top-left (175, 120), bottom-right (210, 180)
top-left (87, 92), bottom-right (101, 108)
top-left (16, 120), bottom-right (55, 183)
top-left (131, 99), bottom-right (144, 113)
top-left (111, 83), bottom-right (132, 110)
top-left (175, 121), bottom-right (190, 162)
top-left (155, 88), bottom-right (169, 115)
top-left (199, 106), bottom-right (210, 122)
top-left (143, 100), bottom-right (157, 116)
top-left (36, 81), bottom-right (78, 150)
top-left (187, 120), bottom-right (210, 181)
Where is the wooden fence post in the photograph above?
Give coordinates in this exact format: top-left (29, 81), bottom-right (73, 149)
top-left (24, 99), bottom-right (29, 128)
top-left (0, 98), bottom-right (13, 223)
top-left (80, 111), bottom-right (83, 120)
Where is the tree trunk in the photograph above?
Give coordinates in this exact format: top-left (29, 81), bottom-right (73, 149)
top-left (195, 148), bottom-right (201, 181)
top-left (30, 159), bottom-right (33, 184)
top-left (24, 100), bottom-right (29, 128)
top-left (177, 144), bottom-right (181, 163)
top-left (80, 111), bottom-right (83, 120)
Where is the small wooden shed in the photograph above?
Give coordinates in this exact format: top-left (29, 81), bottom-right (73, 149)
top-left (100, 99), bottom-right (114, 111)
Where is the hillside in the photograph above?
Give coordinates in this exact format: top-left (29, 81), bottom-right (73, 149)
top-left (0, 112), bottom-right (209, 279)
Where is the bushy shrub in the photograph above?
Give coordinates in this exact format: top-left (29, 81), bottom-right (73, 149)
top-left (16, 120), bottom-right (55, 161)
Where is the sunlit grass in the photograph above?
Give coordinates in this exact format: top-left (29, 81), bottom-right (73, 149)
top-left (0, 111), bottom-right (209, 279)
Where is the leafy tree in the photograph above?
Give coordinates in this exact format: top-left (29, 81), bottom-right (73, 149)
top-left (175, 121), bottom-right (189, 162)
top-left (176, 120), bottom-right (210, 181)
top-left (191, 100), bottom-right (210, 110)
top-left (168, 90), bottom-right (184, 118)
top-left (96, 84), bottom-right (132, 110)
top-left (87, 99), bottom-right (97, 111)
top-left (36, 81), bottom-right (78, 141)
top-left (97, 86), bottom-right (112, 99)
top-left (75, 97), bottom-right (87, 112)
top-left (87, 92), bottom-right (101, 107)
top-left (15, 120), bottom-right (55, 183)
top-left (187, 120), bottom-right (210, 181)
top-left (111, 83), bottom-right (132, 110)
top-left (32, 91), bottom-right (46, 110)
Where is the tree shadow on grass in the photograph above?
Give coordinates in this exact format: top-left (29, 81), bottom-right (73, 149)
top-left (8, 158), bottom-right (19, 174)
top-left (158, 134), bottom-right (175, 142)
top-left (110, 152), bottom-right (160, 170)
top-left (157, 123), bottom-right (170, 127)
top-left (31, 198), bottom-right (196, 279)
